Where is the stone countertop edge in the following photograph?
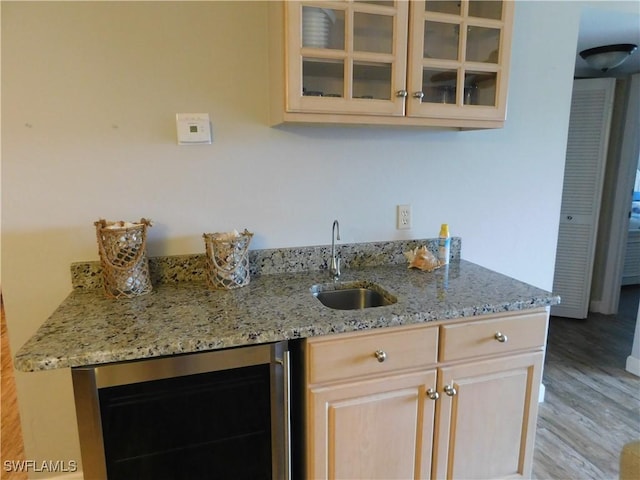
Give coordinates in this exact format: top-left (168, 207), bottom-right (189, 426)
top-left (15, 239), bottom-right (559, 372)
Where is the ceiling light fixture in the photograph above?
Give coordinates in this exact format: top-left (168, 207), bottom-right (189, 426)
top-left (579, 43), bottom-right (638, 72)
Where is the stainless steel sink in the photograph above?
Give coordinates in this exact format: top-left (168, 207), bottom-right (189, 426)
top-left (311, 282), bottom-right (396, 310)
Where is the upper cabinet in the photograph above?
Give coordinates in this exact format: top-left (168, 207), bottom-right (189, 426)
top-left (268, 0), bottom-right (514, 129)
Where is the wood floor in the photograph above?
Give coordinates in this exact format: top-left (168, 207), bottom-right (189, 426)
top-left (533, 285), bottom-right (640, 480)
top-left (1, 297), bottom-right (28, 480)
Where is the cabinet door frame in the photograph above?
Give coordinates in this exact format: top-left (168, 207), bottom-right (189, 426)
top-left (285, 1), bottom-right (409, 116)
top-left (432, 351), bottom-right (543, 480)
top-left (406, 0), bottom-right (514, 122)
top-left (307, 369), bottom-right (437, 480)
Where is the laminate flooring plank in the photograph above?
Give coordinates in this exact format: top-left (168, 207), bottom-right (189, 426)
top-left (537, 390), bottom-right (631, 476)
top-left (543, 360), bottom-right (640, 421)
top-left (533, 426), bottom-right (606, 480)
top-left (543, 356), bottom-right (636, 402)
top-left (542, 357), bottom-right (639, 445)
top-left (532, 286), bottom-right (640, 480)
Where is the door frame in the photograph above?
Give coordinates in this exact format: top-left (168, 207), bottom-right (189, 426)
top-left (552, 78), bottom-right (616, 319)
top-left (596, 73), bottom-right (640, 314)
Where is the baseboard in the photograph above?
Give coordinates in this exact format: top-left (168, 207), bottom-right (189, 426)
top-left (589, 299), bottom-right (602, 313)
top-left (626, 355), bottom-right (640, 377)
top-left (621, 276), bottom-right (640, 286)
top-left (538, 383), bottom-right (546, 403)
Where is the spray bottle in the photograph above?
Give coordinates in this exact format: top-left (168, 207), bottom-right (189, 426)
top-left (438, 224), bottom-right (451, 265)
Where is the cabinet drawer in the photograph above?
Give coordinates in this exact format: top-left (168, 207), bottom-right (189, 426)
top-left (306, 325), bottom-right (438, 385)
top-left (439, 311), bottom-right (548, 362)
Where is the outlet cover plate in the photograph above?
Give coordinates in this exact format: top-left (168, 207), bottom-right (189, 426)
top-left (397, 204), bottom-right (411, 230)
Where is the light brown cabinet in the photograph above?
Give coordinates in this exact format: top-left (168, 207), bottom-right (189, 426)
top-left (433, 352), bottom-right (543, 479)
top-left (308, 370), bottom-right (437, 479)
top-left (303, 309), bottom-right (548, 479)
top-left (305, 324), bottom-right (439, 478)
top-left (268, 0), bottom-right (513, 129)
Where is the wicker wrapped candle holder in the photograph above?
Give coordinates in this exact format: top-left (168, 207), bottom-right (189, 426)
top-left (203, 229), bottom-right (253, 290)
top-left (95, 218), bottom-right (153, 298)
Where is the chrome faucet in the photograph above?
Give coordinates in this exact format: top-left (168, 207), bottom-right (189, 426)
top-left (330, 220), bottom-right (341, 279)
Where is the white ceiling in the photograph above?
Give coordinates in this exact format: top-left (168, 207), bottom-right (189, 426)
top-left (574, 7), bottom-right (640, 77)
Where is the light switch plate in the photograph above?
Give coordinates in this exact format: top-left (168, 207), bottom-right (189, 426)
top-left (176, 113), bottom-right (212, 145)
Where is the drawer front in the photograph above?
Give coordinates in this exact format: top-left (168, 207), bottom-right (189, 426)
top-left (439, 311), bottom-right (548, 362)
top-left (307, 326), bottom-right (438, 385)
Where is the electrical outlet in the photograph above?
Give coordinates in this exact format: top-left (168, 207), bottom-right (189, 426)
top-left (397, 204), bottom-right (411, 230)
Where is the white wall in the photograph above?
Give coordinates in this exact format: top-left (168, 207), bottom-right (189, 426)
top-left (2, 1), bottom-right (638, 476)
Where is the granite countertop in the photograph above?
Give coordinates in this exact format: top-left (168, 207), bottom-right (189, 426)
top-left (14, 238), bottom-right (560, 372)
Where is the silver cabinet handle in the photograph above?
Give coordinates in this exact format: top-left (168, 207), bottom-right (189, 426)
top-left (494, 332), bottom-right (508, 343)
top-left (413, 91), bottom-right (425, 99)
top-left (396, 90), bottom-right (408, 98)
top-left (374, 350), bottom-right (387, 363)
top-left (444, 384), bottom-right (457, 397)
top-left (427, 388), bottom-right (439, 400)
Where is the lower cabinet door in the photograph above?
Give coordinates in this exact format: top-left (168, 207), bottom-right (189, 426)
top-left (433, 352), bottom-right (544, 480)
top-left (308, 370), bottom-right (437, 480)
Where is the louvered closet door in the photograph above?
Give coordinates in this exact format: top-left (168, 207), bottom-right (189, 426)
top-left (552, 78), bottom-right (616, 319)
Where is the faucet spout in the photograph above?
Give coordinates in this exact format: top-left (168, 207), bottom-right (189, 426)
top-left (330, 220), bottom-right (341, 279)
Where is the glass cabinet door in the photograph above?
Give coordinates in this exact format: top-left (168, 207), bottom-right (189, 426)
top-left (287, 1), bottom-right (409, 116)
top-left (407, 0), bottom-right (512, 120)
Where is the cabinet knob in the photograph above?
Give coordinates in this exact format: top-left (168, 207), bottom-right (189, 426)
top-left (413, 91), bottom-right (425, 100)
top-left (444, 384), bottom-right (457, 397)
top-left (396, 90), bottom-right (408, 98)
top-left (494, 332), bottom-right (508, 343)
top-left (427, 388), bottom-right (439, 400)
top-left (374, 350), bottom-right (387, 363)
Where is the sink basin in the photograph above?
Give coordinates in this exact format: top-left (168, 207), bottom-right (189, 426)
top-left (311, 282), bottom-right (396, 310)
